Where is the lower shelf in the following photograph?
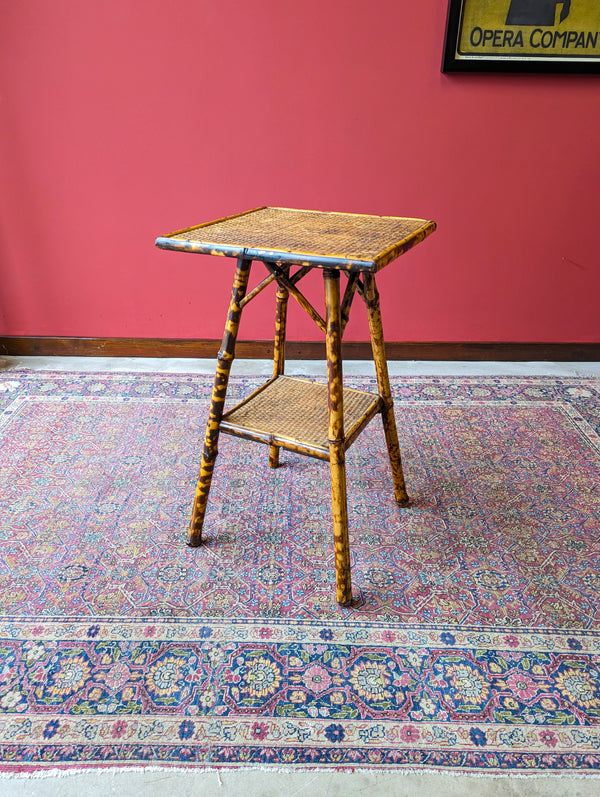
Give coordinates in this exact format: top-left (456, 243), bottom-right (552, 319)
top-left (220, 375), bottom-right (382, 460)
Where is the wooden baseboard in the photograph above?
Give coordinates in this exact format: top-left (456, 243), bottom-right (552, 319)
top-left (1, 337), bottom-right (600, 361)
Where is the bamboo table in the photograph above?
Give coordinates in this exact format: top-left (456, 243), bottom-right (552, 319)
top-left (156, 207), bottom-right (436, 605)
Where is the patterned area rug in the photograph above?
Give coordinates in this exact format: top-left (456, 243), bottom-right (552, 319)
top-left (1, 369), bottom-right (600, 774)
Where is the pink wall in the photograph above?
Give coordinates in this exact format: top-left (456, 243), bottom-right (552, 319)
top-left (1, 0), bottom-right (599, 343)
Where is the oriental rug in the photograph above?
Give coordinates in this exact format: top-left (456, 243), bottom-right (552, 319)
top-left (1, 369), bottom-right (600, 775)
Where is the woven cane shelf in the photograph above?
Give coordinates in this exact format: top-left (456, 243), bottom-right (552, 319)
top-left (155, 206), bottom-right (436, 272)
top-left (220, 376), bottom-right (382, 460)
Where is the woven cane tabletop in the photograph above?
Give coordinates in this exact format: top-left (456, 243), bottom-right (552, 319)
top-left (156, 207), bottom-right (436, 272)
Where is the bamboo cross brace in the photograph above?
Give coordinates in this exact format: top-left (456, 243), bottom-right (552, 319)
top-left (264, 262), bottom-right (327, 333)
top-left (239, 264), bottom-right (312, 310)
top-left (355, 276), bottom-right (366, 303)
top-left (239, 272), bottom-right (278, 309)
top-left (340, 273), bottom-right (361, 336)
top-left (288, 265), bottom-right (313, 286)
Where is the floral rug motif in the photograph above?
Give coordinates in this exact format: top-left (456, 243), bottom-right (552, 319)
top-left (0, 370), bottom-right (600, 773)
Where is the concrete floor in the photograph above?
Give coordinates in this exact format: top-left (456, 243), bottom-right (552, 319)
top-left (1, 356), bottom-right (600, 795)
top-left (3, 355), bottom-right (600, 378)
top-left (4, 767), bottom-right (600, 797)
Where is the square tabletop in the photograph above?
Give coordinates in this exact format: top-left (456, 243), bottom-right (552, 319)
top-left (155, 206), bottom-right (436, 272)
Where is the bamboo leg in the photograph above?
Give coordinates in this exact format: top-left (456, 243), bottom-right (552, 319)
top-left (363, 272), bottom-right (409, 506)
top-left (269, 275), bottom-right (289, 468)
top-left (187, 257), bottom-right (252, 546)
top-left (324, 269), bottom-right (352, 606)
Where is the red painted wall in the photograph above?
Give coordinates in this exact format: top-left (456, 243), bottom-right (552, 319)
top-left (1, 0), bottom-right (599, 343)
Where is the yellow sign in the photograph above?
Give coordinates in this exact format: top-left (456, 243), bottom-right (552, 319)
top-left (444, 0), bottom-right (600, 70)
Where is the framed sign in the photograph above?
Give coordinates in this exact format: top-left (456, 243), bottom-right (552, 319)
top-left (443, 0), bottom-right (600, 72)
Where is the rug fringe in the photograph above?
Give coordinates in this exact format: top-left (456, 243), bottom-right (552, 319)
top-left (1, 764), bottom-right (600, 780)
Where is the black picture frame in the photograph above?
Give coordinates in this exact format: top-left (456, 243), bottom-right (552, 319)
top-left (442, 0), bottom-right (600, 73)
